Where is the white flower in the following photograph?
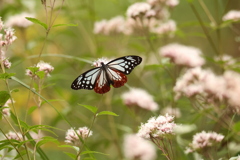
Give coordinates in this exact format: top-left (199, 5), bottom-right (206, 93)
top-left (92, 57), bottom-right (110, 67)
top-left (222, 10), bottom-right (240, 21)
top-left (186, 131), bottom-right (224, 153)
top-left (160, 43), bottom-right (205, 67)
top-left (126, 2), bottom-right (151, 19)
top-left (5, 12), bottom-right (34, 28)
top-left (122, 88), bottom-right (159, 111)
top-left (65, 127), bottom-right (93, 146)
top-left (123, 134), bottom-right (156, 160)
top-left (137, 114), bottom-right (176, 139)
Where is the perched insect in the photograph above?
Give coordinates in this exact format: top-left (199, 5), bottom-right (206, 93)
top-left (71, 55), bottom-right (142, 94)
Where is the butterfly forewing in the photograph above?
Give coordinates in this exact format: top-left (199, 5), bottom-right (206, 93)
top-left (71, 67), bottom-right (101, 90)
top-left (107, 55), bottom-right (142, 75)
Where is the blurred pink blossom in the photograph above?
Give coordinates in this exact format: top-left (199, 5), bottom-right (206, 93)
top-left (122, 88), bottom-right (159, 111)
top-left (123, 134), bottom-right (156, 160)
top-left (222, 10), bottom-right (240, 21)
top-left (6, 131), bottom-right (23, 141)
top-left (126, 2), bottom-right (151, 19)
top-left (160, 43), bottom-right (205, 67)
top-left (5, 12), bottom-right (34, 28)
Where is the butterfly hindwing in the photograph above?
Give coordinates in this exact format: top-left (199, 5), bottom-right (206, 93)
top-left (106, 67), bottom-right (127, 88)
top-left (94, 68), bottom-right (111, 94)
top-left (71, 67), bottom-right (101, 90)
top-left (107, 55), bottom-right (142, 75)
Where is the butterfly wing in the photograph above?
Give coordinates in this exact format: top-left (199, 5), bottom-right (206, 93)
top-left (106, 55), bottom-right (142, 88)
top-left (107, 55), bottom-right (142, 75)
top-left (71, 67), bottom-right (101, 90)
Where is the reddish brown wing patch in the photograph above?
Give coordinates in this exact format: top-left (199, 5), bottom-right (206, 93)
top-left (94, 80), bottom-right (110, 94)
top-left (111, 70), bottom-right (128, 88)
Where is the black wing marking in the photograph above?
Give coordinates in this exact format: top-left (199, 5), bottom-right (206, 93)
top-left (71, 67), bottom-right (102, 90)
top-left (107, 55), bottom-right (142, 75)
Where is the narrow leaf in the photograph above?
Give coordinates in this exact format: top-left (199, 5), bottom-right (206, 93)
top-left (27, 106), bottom-right (38, 115)
top-left (64, 152), bottom-right (76, 159)
top-left (78, 104), bottom-right (98, 114)
top-left (36, 71), bottom-right (45, 79)
top-left (97, 111), bottom-right (118, 117)
top-left (25, 17), bottom-right (48, 29)
top-left (36, 136), bottom-right (59, 148)
top-left (53, 23), bottom-right (78, 28)
top-left (80, 150), bottom-right (109, 156)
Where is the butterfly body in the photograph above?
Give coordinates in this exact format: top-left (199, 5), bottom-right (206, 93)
top-left (71, 55), bottom-right (142, 94)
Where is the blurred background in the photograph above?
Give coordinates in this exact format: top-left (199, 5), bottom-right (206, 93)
top-left (0, 0), bottom-right (240, 159)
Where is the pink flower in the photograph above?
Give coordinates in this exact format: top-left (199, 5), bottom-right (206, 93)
top-left (137, 114), bottom-right (176, 139)
top-left (5, 12), bottom-right (34, 28)
top-left (186, 131), bottom-right (224, 153)
top-left (160, 43), bottom-right (205, 67)
top-left (6, 131), bottom-right (23, 141)
top-left (26, 61), bottom-right (54, 78)
top-left (121, 88), bottom-right (159, 111)
top-left (123, 134), bottom-right (156, 160)
top-left (126, 2), bottom-right (151, 19)
top-left (65, 127), bottom-right (93, 146)
top-left (2, 99), bottom-right (13, 117)
top-left (93, 16), bottom-right (126, 35)
top-left (222, 10), bottom-right (240, 21)
top-left (151, 20), bottom-right (176, 35)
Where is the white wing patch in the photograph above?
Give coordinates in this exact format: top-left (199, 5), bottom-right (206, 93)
top-left (71, 67), bottom-right (101, 90)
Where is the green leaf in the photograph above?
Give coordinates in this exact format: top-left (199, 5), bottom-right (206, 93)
top-left (36, 71), bottom-right (45, 79)
top-left (58, 145), bottom-right (79, 152)
top-left (36, 136), bottom-right (59, 148)
top-left (53, 23), bottom-right (78, 28)
top-left (97, 111), bottom-right (118, 117)
top-left (78, 104), bottom-right (98, 114)
top-left (0, 73), bottom-right (15, 80)
top-left (64, 152), bottom-right (76, 159)
top-left (80, 150), bottom-right (109, 156)
top-left (0, 91), bottom-right (10, 107)
top-left (25, 17), bottom-right (48, 30)
top-left (27, 106), bottom-right (38, 115)
top-left (27, 66), bottom-right (39, 73)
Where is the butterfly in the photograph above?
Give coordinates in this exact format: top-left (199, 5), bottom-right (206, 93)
top-left (71, 55), bottom-right (142, 94)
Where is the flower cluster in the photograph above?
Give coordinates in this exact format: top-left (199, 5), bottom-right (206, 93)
top-left (121, 88), bottom-right (159, 111)
top-left (222, 10), bottom-right (240, 22)
top-left (185, 131), bottom-right (224, 154)
top-left (1, 99), bottom-right (13, 117)
top-left (137, 114), bottom-right (176, 139)
top-left (5, 12), bottom-right (34, 28)
top-left (93, 0), bottom-right (179, 36)
top-left (26, 61), bottom-right (54, 79)
top-left (65, 127), bottom-right (93, 146)
top-left (0, 18), bottom-right (17, 69)
top-left (123, 134), bottom-right (156, 160)
top-left (174, 67), bottom-right (240, 114)
top-left (6, 131), bottom-right (23, 141)
top-left (159, 43), bottom-right (205, 67)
